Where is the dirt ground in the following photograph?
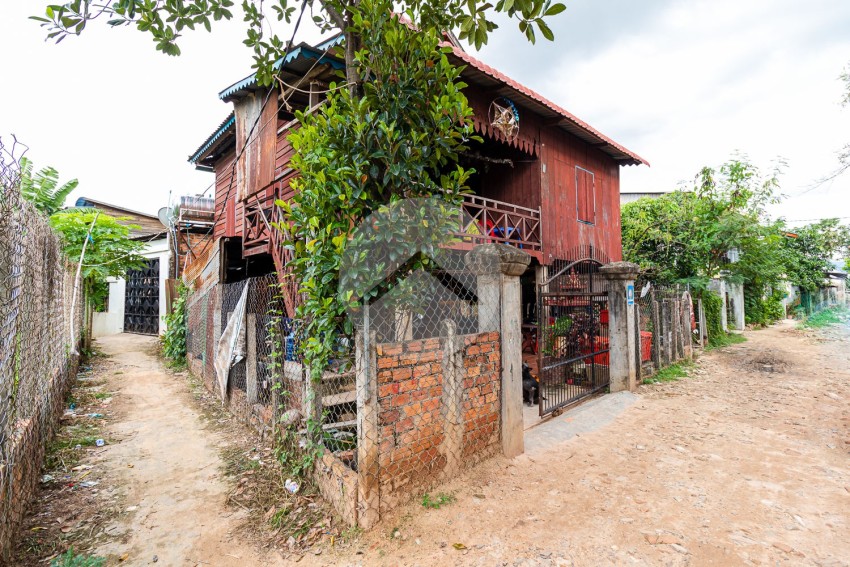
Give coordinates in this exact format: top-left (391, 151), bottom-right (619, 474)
top-left (308, 319), bottom-right (850, 566)
top-left (12, 319), bottom-right (850, 566)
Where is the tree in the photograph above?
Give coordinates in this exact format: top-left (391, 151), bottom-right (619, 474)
top-left (278, 0), bottom-right (476, 402)
top-left (50, 211), bottom-right (146, 349)
top-left (622, 157), bottom-right (782, 285)
top-left (33, 0), bottom-right (566, 90)
top-left (782, 218), bottom-right (850, 293)
top-left (19, 156), bottom-right (79, 216)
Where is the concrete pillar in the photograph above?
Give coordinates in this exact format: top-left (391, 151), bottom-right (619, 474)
top-left (246, 313), bottom-right (258, 404)
top-left (440, 320), bottom-right (464, 478)
top-left (466, 244), bottom-right (531, 459)
top-left (355, 330), bottom-right (379, 529)
top-left (708, 278), bottom-right (728, 332)
top-left (599, 262), bottom-right (640, 393)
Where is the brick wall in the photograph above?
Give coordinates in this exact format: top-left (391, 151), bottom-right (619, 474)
top-left (373, 331), bottom-right (501, 514)
top-left (0, 356), bottom-right (79, 561)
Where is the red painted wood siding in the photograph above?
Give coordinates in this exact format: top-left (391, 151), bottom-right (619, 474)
top-left (213, 150), bottom-right (242, 239)
top-left (210, 86), bottom-right (624, 265)
top-left (539, 128), bottom-right (622, 263)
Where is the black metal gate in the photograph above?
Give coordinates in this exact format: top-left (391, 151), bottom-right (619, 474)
top-left (537, 256), bottom-right (609, 416)
top-left (124, 258), bottom-right (160, 335)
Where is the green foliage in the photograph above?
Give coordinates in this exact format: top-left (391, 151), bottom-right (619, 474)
top-left (643, 360), bottom-right (692, 384)
top-left (34, 0), bottom-right (565, 87)
top-left (798, 306), bottom-right (849, 329)
top-left (622, 157), bottom-right (782, 287)
top-left (19, 156), bottom-right (79, 216)
top-left (279, 2), bottom-right (477, 402)
top-left (162, 284), bottom-right (188, 362)
top-left (705, 330), bottom-right (746, 350)
top-left (50, 548), bottom-right (105, 567)
top-left (552, 315), bottom-right (572, 336)
top-left (782, 219), bottom-right (850, 293)
top-left (421, 492), bottom-right (456, 509)
top-left (49, 211), bottom-right (146, 281)
top-left (696, 290), bottom-right (725, 347)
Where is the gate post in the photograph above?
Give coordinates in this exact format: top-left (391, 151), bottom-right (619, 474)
top-left (600, 262), bottom-right (640, 393)
top-left (466, 244), bottom-right (531, 459)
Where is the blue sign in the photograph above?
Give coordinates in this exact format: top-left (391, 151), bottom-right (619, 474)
top-left (626, 284), bottom-right (635, 306)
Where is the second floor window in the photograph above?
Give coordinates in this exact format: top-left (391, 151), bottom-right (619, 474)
top-left (576, 166), bottom-right (595, 224)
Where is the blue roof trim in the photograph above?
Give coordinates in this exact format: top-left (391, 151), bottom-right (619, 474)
top-left (188, 113), bottom-right (235, 164)
top-left (217, 43), bottom-right (345, 100)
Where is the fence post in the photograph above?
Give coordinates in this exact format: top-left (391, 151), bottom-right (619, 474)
top-left (440, 320), bottom-right (463, 478)
top-left (633, 303), bottom-right (642, 383)
top-left (650, 292), bottom-right (661, 371)
top-left (466, 243), bottom-right (531, 459)
top-left (246, 313), bottom-right (258, 404)
top-left (355, 329), bottom-right (379, 529)
top-left (599, 262), bottom-right (640, 392)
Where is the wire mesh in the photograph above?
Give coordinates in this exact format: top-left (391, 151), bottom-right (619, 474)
top-left (636, 284), bottom-right (697, 378)
top-left (0, 166), bottom-right (83, 560)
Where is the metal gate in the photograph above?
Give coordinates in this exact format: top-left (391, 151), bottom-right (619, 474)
top-left (124, 258), bottom-right (160, 335)
top-left (537, 256), bottom-right (609, 416)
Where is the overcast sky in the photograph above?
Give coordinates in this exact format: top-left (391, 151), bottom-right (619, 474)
top-left (1, 0), bottom-right (848, 227)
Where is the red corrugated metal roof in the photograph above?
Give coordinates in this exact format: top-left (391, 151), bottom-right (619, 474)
top-left (447, 46), bottom-right (649, 167)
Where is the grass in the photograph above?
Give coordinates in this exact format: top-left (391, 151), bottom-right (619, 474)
top-left (643, 359), bottom-right (694, 384)
top-left (706, 332), bottom-right (747, 350)
top-left (421, 492), bottom-right (456, 509)
top-left (798, 306), bottom-right (849, 329)
top-left (49, 548), bottom-right (105, 567)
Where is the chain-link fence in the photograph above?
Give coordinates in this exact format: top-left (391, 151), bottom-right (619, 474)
top-left (0, 170), bottom-right (83, 560)
top-left (635, 285), bottom-right (698, 381)
top-left (187, 274), bottom-right (308, 436)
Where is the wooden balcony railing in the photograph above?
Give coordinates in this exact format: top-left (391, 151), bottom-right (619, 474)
top-left (245, 180), bottom-right (542, 262)
top-left (454, 194), bottom-right (542, 253)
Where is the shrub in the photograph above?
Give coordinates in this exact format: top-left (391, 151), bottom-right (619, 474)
top-left (162, 284), bottom-right (188, 362)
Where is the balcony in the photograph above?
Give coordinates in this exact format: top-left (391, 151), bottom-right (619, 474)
top-left (453, 194), bottom-right (542, 258)
top-left (245, 181), bottom-right (542, 262)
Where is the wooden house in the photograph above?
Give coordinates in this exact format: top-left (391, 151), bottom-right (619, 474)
top-left (185, 35), bottom-right (647, 317)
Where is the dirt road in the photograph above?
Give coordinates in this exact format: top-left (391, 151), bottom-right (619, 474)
top-left (309, 320), bottom-right (850, 566)
top-left (88, 335), bottom-right (271, 566)
top-left (20, 320), bottom-right (848, 566)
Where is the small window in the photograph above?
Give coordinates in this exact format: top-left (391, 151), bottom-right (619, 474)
top-left (575, 167), bottom-right (595, 224)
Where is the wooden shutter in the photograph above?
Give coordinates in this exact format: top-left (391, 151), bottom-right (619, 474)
top-left (576, 167), bottom-right (595, 224)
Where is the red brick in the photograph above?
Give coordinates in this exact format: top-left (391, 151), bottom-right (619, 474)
top-left (379, 383), bottom-right (399, 398)
top-left (395, 416), bottom-right (413, 432)
top-left (399, 378), bottom-right (418, 393)
top-left (380, 409), bottom-right (400, 425)
top-left (399, 353), bottom-right (420, 365)
top-left (402, 402), bottom-right (422, 417)
top-left (377, 344), bottom-right (403, 356)
top-left (392, 393), bottom-right (410, 407)
top-left (377, 355), bottom-right (398, 369)
top-left (419, 351), bottom-right (439, 363)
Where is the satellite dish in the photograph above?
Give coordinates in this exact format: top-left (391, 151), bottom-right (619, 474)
top-left (157, 206), bottom-right (174, 228)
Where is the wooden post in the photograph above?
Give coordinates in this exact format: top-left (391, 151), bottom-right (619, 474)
top-left (634, 303), bottom-right (642, 383)
top-left (246, 313), bottom-right (258, 404)
top-left (674, 299), bottom-right (684, 362)
top-left (650, 292), bottom-right (662, 372)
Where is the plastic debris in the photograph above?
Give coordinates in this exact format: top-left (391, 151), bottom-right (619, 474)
top-left (95, 439), bottom-right (105, 447)
top-left (87, 413), bottom-right (104, 418)
top-left (284, 479), bottom-right (300, 494)
top-left (69, 403), bottom-right (76, 410)
top-left (41, 474), bottom-right (54, 483)
top-left (74, 444), bottom-right (82, 450)
top-left (80, 481), bottom-right (99, 488)
top-left (452, 543), bottom-right (468, 550)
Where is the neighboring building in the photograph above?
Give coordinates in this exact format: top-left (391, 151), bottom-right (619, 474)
top-left (620, 191), bottom-right (669, 205)
top-left (75, 197), bottom-right (172, 336)
top-left (173, 195), bottom-right (215, 279)
top-left (185, 34), bottom-right (647, 316)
